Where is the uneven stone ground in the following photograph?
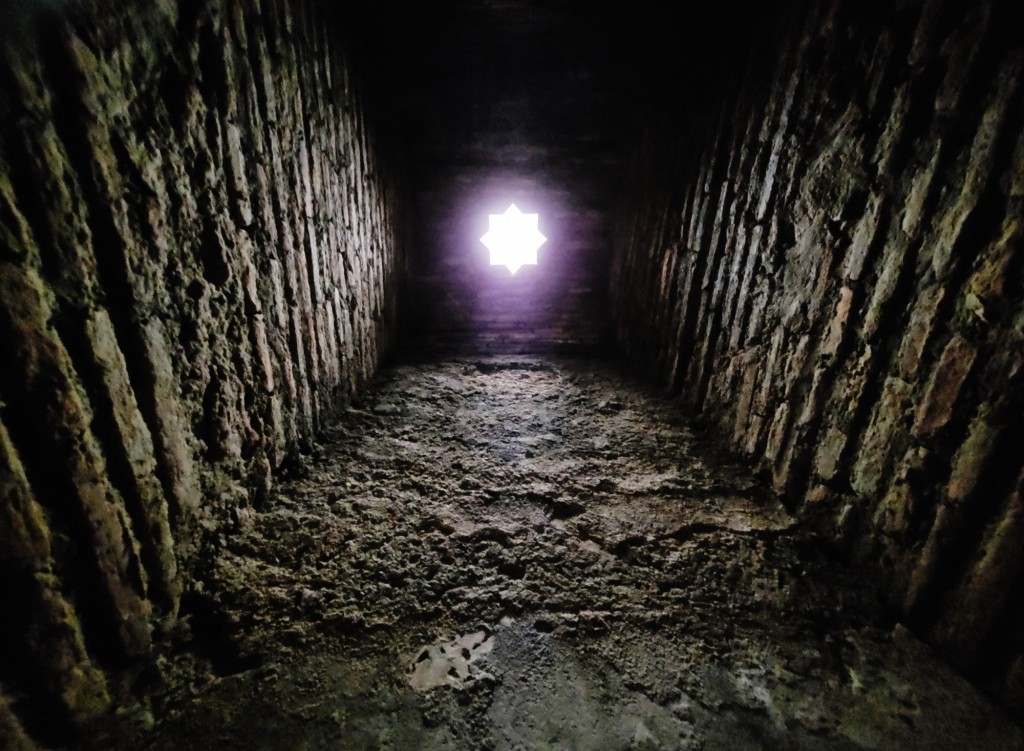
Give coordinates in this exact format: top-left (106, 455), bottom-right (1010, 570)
top-left (89, 357), bottom-right (1021, 750)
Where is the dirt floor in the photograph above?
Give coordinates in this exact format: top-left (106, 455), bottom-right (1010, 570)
top-left (86, 357), bottom-right (1022, 750)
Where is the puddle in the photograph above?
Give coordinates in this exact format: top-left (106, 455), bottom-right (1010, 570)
top-left (407, 628), bottom-right (496, 691)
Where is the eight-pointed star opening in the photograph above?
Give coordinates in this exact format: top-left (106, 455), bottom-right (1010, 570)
top-left (480, 204), bottom-right (547, 274)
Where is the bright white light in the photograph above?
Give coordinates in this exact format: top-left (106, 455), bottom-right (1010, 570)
top-left (480, 204), bottom-right (547, 274)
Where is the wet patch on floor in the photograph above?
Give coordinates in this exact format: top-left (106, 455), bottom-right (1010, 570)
top-left (408, 628), bottom-right (496, 692)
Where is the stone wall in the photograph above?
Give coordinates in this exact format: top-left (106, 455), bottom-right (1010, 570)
top-left (611, 0), bottom-right (1024, 713)
top-left (0, 0), bottom-right (403, 745)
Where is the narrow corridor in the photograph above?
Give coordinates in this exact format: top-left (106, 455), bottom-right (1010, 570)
top-left (94, 358), bottom-right (1020, 750)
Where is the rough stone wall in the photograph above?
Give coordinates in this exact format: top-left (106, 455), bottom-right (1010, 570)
top-left (611, 0), bottom-right (1024, 713)
top-left (0, 0), bottom-right (403, 744)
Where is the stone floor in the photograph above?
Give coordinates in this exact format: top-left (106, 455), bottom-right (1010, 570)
top-left (88, 357), bottom-right (1022, 750)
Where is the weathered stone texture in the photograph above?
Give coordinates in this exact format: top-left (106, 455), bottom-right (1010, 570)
top-left (0, 0), bottom-right (403, 744)
top-left (610, 0), bottom-right (1024, 715)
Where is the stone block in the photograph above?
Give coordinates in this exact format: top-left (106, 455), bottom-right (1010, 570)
top-left (862, 238), bottom-right (909, 341)
top-left (731, 360), bottom-right (760, 444)
top-left (896, 284), bottom-right (946, 378)
top-left (821, 286), bottom-right (854, 357)
top-left (851, 377), bottom-right (912, 498)
top-left (813, 426), bottom-right (847, 482)
top-left (913, 334), bottom-right (977, 437)
top-left (842, 194), bottom-right (885, 281)
top-left (947, 406), bottom-right (1001, 504)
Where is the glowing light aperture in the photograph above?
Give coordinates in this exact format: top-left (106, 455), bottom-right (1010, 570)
top-left (480, 204), bottom-right (547, 274)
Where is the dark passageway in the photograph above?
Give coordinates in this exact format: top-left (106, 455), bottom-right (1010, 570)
top-left (1, 0), bottom-right (1023, 749)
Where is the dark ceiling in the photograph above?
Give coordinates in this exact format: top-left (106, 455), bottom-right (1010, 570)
top-left (345, 1), bottom-right (768, 176)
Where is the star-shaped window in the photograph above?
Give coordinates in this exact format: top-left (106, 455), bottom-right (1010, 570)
top-left (480, 204), bottom-right (547, 274)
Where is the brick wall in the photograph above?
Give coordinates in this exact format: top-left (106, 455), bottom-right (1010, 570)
top-left (0, 0), bottom-right (403, 743)
top-left (611, 0), bottom-right (1024, 713)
